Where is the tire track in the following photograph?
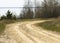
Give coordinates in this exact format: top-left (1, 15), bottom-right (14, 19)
top-left (18, 23), bottom-right (60, 43)
top-left (5, 20), bottom-right (60, 43)
top-left (6, 23), bottom-right (34, 43)
top-left (19, 24), bottom-right (45, 43)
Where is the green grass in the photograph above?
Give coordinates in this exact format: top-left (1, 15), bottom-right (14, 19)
top-left (0, 23), bottom-right (5, 33)
top-left (0, 20), bottom-right (17, 34)
top-left (36, 18), bottom-right (60, 32)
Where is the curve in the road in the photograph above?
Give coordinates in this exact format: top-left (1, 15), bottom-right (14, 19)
top-left (5, 20), bottom-right (60, 43)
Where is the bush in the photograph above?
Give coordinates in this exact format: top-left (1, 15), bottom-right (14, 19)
top-left (1, 15), bottom-right (6, 20)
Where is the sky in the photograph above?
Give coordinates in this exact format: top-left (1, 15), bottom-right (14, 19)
top-left (0, 0), bottom-right (25, 16)
top-left (0, 0), bottom-right (25, 7)
top-left (0, 0), bottom-right (43, 17)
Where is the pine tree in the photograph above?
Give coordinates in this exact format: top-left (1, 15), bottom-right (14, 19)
top-left (6, 10), bottom-right (12, 19)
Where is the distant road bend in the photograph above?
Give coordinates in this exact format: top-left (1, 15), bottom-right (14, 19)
top-left (5, 20), bottom-right (60, 43)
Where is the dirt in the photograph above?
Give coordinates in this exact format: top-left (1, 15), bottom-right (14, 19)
top-left (0, 20), bottom-right (60, 43)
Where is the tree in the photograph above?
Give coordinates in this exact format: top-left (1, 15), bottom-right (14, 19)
top-left (20, 0), bottom-right (34, 19)
top-left (35, 3), bottom-right (42, 18)
top-left (41, 0), bottom-right (59, 18)
top-left (13, 15), bottom-right (16, 20)
top-left (6, 10), bottom-right (12, 19)
top-left (20, 13), bottom-right (24, 19)
top-left (24, 8), bottom-right (33, 19)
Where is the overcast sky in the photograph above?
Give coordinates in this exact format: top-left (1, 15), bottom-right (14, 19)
top-left (0, 0), bottom-right (43, 16)
top-left (0, 0), bottom-right (25, 7)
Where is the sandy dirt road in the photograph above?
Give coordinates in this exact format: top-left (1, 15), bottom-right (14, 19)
top-left (4, 20), bottom-right (60, 43)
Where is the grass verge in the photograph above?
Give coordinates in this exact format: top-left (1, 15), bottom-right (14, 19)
top-left (36, 19), bottom-right (60, 32)
top-left (0, 23), bottom-right (5, 33)
top-left (0, 20), bottom-right (17, 34)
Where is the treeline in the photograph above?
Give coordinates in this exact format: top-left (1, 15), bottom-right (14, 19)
top-left (38, 0), bottom-right (60, 18)
top-left (20, 0), bottom-right (60, 19)
top-left (1, 0), bottom-right (60, 20)
top-left (1, 10), bottom-right (16, 20)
